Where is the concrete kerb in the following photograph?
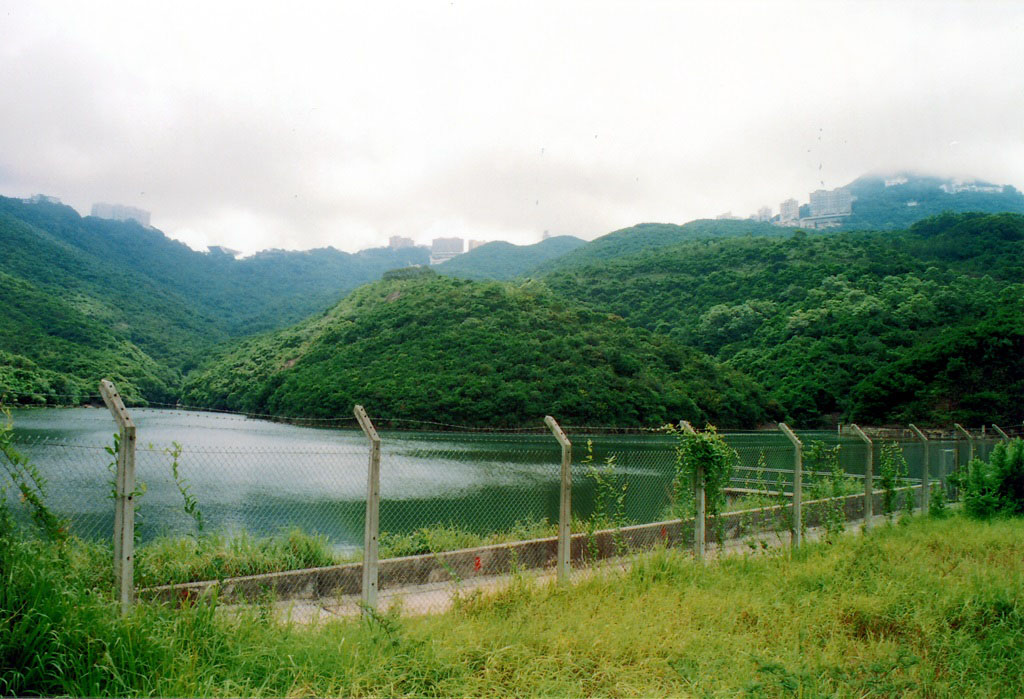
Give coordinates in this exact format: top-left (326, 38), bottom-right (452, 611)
top-left (139, 485), bottom-right (923, 606)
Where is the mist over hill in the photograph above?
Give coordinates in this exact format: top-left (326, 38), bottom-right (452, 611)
top-left (841, 173), bottom-right (1024, 230)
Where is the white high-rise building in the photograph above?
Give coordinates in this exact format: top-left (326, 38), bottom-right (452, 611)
top-left (779, 198), bottom-right (800, 223)
top-left (808, 188), bottom-right (852, 217)
top-left (91, 203), bottom-right (151, 227)
top-left (429, 237), bottom-right (464, 264)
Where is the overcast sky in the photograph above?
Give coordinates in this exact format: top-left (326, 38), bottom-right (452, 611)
top-left (2, 1), bottom-right (1022, 254)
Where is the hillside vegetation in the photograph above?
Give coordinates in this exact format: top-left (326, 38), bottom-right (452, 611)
top-left (182, 271), bottom-right (777, 427)
top-left (435, 235), bottom-right (584, 280)
top-left (843, 173), bottom-right (1024, 230)
top-left (533, 219), bottom-right (798, 276)
top-left (543, 212), bottom-right (1024, 424)
top-left (4, 514), bottom-right (1022, 696)
top-left (0, 197), bottom-right (427, 402)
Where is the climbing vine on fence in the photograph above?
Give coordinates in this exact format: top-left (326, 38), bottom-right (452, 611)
top-left (665, 424), bottom-right (738, 534)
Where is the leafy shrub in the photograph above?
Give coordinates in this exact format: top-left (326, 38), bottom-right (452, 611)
top-left (956, 439), bottom-right (1024, 518)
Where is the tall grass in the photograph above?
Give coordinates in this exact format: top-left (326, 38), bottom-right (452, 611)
top-left (2, 514), bottom-right (1022, 696)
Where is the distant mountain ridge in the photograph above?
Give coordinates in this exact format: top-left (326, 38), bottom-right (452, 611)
top-left (531, 219), bottom-right (800, 277)
top-left (435, 235), bottom-right (585, 280)
top-left (841, 172), bottom-right (1024, 230)
top-left (0, 195), bottom-right (428, 402)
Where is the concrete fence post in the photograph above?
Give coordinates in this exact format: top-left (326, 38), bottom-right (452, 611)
top-left (354, 405), bottom-right (381, 613)
top-left (849, 424), bottom-right (873, 529)
top-left (545, 416), bottom-right (572, 585)
top-left (954, 423), bottom-right (974, 464)
top-left (908, 424), bottom-right (929, 513)
top-left (778, 423), bottom-right (802, 548)
top-left (678, 420), bottom-right (703, 561)
top-left (99, 380), bottom-right (136, 615)
top-left (991, 424), bottom-right (1010, 442)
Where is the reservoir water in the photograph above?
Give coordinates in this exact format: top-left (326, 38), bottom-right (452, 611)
top-left (6, 407), bottom-right (983, 553)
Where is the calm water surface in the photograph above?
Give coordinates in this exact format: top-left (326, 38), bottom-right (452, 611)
top-left (8, 408), bottom-right (977, 551)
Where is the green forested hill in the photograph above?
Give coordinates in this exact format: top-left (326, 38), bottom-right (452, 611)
top-left (0, 209), bottom-right (226, 369)
top-left (0, 196), bottom-right (429, 402)
top-left (543, 213), bottom-right (1024, 425)
top-left (850, 300), bottom-right (1024, 425)
top-left (0, 271), bottom-right (178, 403)
top-left (435, 235), bottom-right (584, 280)
top-left (181, 272), bottom-right (778, 428)
top-left (0, 196), bottom-right (429, 336)
top-left (532, 220), bottom-right (798, 276)
top-left (843, 174), bottom-right (1024, 230)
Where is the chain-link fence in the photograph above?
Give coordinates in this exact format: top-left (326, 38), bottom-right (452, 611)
top-left (2, 401), bottom-right (1015, 616)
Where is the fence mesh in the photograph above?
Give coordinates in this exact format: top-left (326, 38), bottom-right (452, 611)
top-left (1, 406), bottom-right (1014, 615)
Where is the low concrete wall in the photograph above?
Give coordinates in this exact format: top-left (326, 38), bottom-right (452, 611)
top-left (141, 485), bottom-right (922, 604)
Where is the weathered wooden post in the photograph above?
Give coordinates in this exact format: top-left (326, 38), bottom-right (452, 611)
top-left (992, 424), bottom-right (1010, 442)
top-left (908, 424), bottom-right (929, 513)
top-left (778, 423), bottom-right (802, 548)
top-left (354, 405), bottom-right (381, 613)
top-left (679, 420), bottom-right (703, 561)
top-left (849, 424), bottom-right (873, 529)
top-left (544, 416), bottom-right (572, 585)
top-left (99, 380), bottom-right (136, 615)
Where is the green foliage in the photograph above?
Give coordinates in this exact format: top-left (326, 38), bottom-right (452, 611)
top-left (534, 219), bottom-right (798, 276)
top-left (378, 519), bottom-right (555, 559)
top-left (183, 275), bottom-right (776, 427)
top-left (4, 515), bottom-right (1024, 696)
top-left (842, 175), bottom-right (1024, 230)
top-left (166, 441), bottom-right (203, 534)
top-left (805, 441), bottom-right (855, 541)
top-left (134, 528), bottom-right (340, 587)
top-left (851, 298), bottom-right (1024, 425)
top-left (665, 424), bottom-right (738, 537)
top-left (878, 441), bottom-right (909, 519)
top-left (928, 483), bottom-right (948, 518)
top-left (581, 440), bottom-right (628, 529)
top-left (436, 236), bottom-right (586, 281)
top-left (578, 440), bottom-right (629, 557)
top-left (0, 407), bottom-right (66, 540)
top-left (543, 212), bottom-right (1024, 425)
top-left (954, 438), bottom-right (1024, 518)
top-left (0, 196), bottom-right (428, 404)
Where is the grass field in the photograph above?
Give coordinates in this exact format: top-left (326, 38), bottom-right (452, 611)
top-left (2, 513), bottom-right (1022, 697)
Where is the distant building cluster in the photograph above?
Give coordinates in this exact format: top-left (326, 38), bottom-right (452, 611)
top-left (753, 185), bottom-right (854, 230)
top-left (940, 180), bottom-right (1004, 194)
top-left (429, 237), bottom-right (464, 264)
top-left (91, 202), bottom-right (151, 227)
top-left (22, 194), bottom-right (61, 205)
top-left (388, 231), bottom-right (549, 264)
top-left (388, 235), bottom-right (415, 249)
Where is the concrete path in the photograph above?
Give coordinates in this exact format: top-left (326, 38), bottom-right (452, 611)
top-left (250, 511), bottom-right (909, 624)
